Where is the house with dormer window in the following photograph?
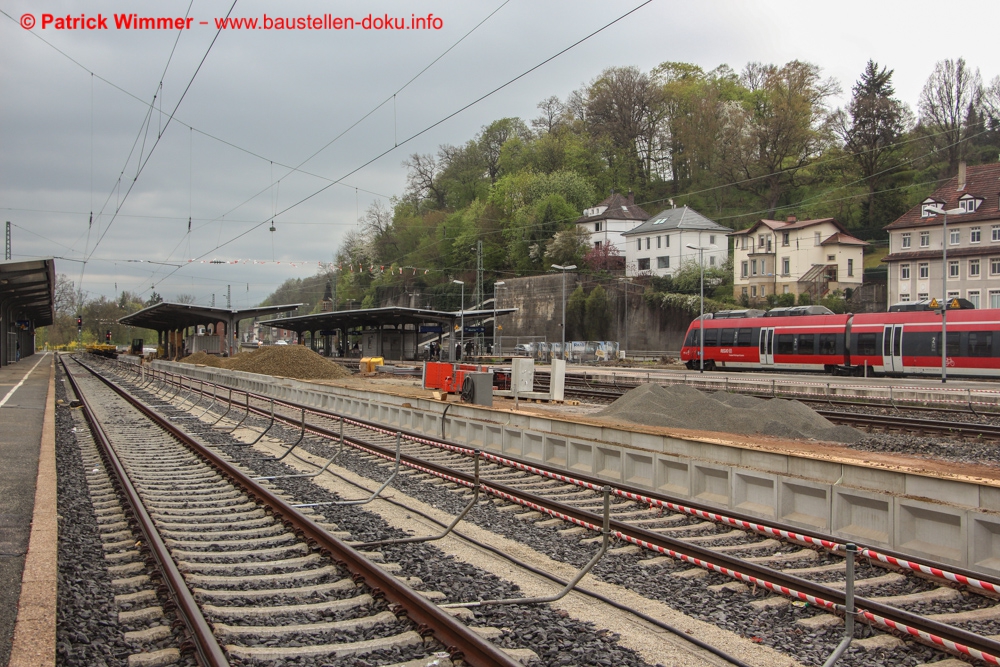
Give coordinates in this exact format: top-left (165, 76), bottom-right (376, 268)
top-left (573, 190), bottom-right (650, 253)
top-left (730, 216), bottom-right (866, 302)
top-left (621, 205), bottom-right (729, 277)
top-left (884, 162), bottom-right (1000, 308)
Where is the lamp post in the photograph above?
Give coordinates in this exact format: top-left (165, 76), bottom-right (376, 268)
top-left (453, 280), bottom-right (465, 360)
top-left (686, 244), bottom-right (718, 372)
top-left (494, 281), bottom-right (505, 355)
top-left (551, 264), bottom-right (576, 360)
top-left (924, 205), bottom-right (964, 383)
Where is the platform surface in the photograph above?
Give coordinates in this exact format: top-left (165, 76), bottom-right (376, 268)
top-left (0, 353), bottom-right (53, 666)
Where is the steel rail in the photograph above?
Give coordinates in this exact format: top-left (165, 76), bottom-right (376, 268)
top-left (104, 359), bottom-right (1000, 662)
top-left (112, 360), bottom-right (1000, 596)
top-left (76, 357), bottom-right (521, 667)
top-left (61, 357), bottom-right (230, 667)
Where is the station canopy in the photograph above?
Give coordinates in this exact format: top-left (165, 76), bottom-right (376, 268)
top-left (1, 258), bottom-right (56, 327)
top-left (264, 306), bottom-right (517, 334)
top-left (118, 302), bottom-right (302, 331)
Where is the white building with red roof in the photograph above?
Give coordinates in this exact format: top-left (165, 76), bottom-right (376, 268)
top-left (730, 216), bottom-right (867, 302)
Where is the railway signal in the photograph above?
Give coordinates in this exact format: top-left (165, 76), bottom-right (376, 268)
top-left (76, 315), bottom-right (82, 332)
top-left (105, 330), bottom-right (112, 343)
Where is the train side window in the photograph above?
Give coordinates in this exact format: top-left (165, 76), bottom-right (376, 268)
top-left (883, 330), bottom-right (891, 356)
top-left (819, 333), bottom-right (837, 355)
top-left (969, 331), bottom-right (992, 357)
top-left (947, 332), bottom-right (960, 357)
top-left (798, 334), bottom-right (816, 355)
top-left (736, 329), bottom-right (752, 347)
top-left (721, 328), bottom-right (736, 346)
top-left (776, 334), bottom-right (795, 354)
top-left (685, 329), bottom-right (699, 347)
top-left (857, 333), bottom-right (877, 356)
top-left (903, 332), bottom-right (933, 357)
top-left (703, 329), bottom-right (718, 346)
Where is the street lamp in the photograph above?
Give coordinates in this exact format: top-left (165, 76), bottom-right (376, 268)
top-left (923, 205), bottom-right (965, 383)
top-left (686, 244), bottom-right (718, 372)
top-left (551, 264), bottom-right (576, 360)
top-left (453, 280), bottom-right (465, 360)
top-left (494, 281), bottom-right (506, 355)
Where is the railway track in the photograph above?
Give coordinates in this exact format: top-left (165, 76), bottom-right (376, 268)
top-left (61, 355), bottom-right (521, 667)
top-left (88, 356), bottom-right (1000, 665)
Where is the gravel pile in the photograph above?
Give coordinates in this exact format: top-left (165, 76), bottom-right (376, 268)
top-left (597, 383), bottom-right (863, 443)
top-left (178, 346), bottom-right (351, 380)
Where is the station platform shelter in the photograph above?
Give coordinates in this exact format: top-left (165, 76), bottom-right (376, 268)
top-left (265, 306), bottom-right (516, 361)
top-left (0, 258), bottom-right (55, 367)
top-left (118, 302), bottom-right (302, 357)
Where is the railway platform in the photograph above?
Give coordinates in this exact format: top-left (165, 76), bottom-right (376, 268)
top-left (0, 352), bottom-right (56, 667)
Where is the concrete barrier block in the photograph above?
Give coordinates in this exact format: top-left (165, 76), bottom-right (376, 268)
top-left (778, 479), bottom-right (831, 531)
top-left (739, 450), bottom-right (789, 476)
top-left (510, 431), bottom-right (545, 461)
top-left (833, 487), bottom-right (892, 547)
top-left (904, 475), bottom-right (979, 509)
top-left (895, 498), bottom-right (966, 566)
top-left (732, 470), bottom-right (777, 519)
top-left (841, 466), bottom-right (905, 495)
top-left (969, 512), bottom-right (1000, 577)
top-left (595, 446), bottom-right (623, 483)
top-left (625, 451), bottom-right (654, 488)
top-left (388, 406), bottom-right (401, 427)
top-left (656, 456), bottom-right (690, 497)
top-left (981, 486), bottom-right (1000, 513)
top-left (483, 424), bottom-right (502, 452)
top-left (630, 432), bottom-right (663, 453)
top-left (503, 428), bottom-right (524, 456)
top-left (468, 422), bottom-right (486, 448)
top-left (692, 463), bottom-right (730, 507)
top-left (452, 419), bottom-right (469, 445)
top-left (542, 434), bottom-right (564, 466)
top-left (568, 440), bottom-right (594, 474)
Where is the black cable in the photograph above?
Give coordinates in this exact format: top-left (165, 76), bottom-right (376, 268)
top-left (285, 442), bottom-right (752, 667)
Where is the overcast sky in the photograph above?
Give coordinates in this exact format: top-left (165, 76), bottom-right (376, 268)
top-left (2, 0), bottom-right (998, 308)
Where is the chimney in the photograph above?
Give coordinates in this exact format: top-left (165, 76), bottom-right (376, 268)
top-left (958, 161), bottom-right (967, 190)
top-left (627, 190), bottom-right (634, 205)
top-left (787, 215), bottom-right (797, 223)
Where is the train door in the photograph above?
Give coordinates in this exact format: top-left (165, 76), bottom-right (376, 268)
top-left (759, 327), bottom-right (775, 366)
top-left (882, 325), bottom-right (903, 373)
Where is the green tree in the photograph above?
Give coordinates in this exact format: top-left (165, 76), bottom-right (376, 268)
top-left (584, 284), bottom-right (611, 340)
top-left (543, 227), bottom-right (590, 267)
top-left (718, 60), bottom-right (840, 216)
top-left (566, 285), bottom-right (587, 341)
top-left (837, 61), bottom-right (912, 227)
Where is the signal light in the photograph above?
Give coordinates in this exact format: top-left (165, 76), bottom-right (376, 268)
top-left (76, 316), bottom-right (82, 331)
top-left (105, 330), bottom-right (112, 342)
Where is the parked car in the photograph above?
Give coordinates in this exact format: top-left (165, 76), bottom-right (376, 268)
top-left (513, 343), bottom-right (535, 356)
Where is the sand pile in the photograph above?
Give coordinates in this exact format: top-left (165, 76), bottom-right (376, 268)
top-left (226, 345), bottom-right (351, 380)
top-left (597, 383), bottom-right (862, 444)
top-left (179, 351), bottom-right (224, 367)
top-left (178, 346), bottom-right (350, 380)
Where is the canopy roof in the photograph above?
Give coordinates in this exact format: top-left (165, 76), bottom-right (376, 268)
top-left (118, 302), bottom-right (301, 330)
top-left (264, 306), bottom-right (517, 333)
top-left (1, 258), bottom-right (56, 327)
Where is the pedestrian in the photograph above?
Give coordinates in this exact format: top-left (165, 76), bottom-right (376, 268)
top-left (16, 340), bottom-right (21, 362)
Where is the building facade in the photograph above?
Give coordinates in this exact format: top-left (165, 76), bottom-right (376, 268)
top-left (883, 162), bottom-right (1000, 309)
top-left (621, 205), bottom-right (730, 278)
top-left (573, 190), bottom-right (650, 253)
top-left (730, 217), bottom-right (866, 301)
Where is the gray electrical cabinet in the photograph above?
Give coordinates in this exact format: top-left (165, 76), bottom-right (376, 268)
top-left (461, 372), bottom-right (494, 407)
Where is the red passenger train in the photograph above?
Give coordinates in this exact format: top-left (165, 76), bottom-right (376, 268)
top-left (679, 304), bottom-right (1000, 377)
